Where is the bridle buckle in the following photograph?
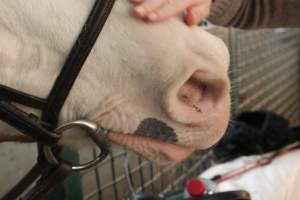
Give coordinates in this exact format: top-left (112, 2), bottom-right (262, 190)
top-left (43, 120), bottom-right (110, 171)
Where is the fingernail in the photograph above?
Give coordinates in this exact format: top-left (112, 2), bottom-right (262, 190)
top-left (134, 6), bottom-right (145, 15)
top-left (148, 13), bottom-right (158, 21)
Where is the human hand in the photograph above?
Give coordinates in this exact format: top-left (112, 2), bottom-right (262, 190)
top-left (131, 0), bottom-right (212, 26)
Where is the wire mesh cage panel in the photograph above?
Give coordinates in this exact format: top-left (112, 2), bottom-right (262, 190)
top-left (78, 28), bottom-right (300, 200)
top-left (233, 29), bottom-right (300, 125)
top-left (79, 147), bottom-right (216, 200)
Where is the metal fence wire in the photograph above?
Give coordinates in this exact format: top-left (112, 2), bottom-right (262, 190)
top-left (77, 28), bottom-right (300, 200)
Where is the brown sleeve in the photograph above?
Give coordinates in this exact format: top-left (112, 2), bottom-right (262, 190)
top-left (208, 0), bottom-right (300, 29)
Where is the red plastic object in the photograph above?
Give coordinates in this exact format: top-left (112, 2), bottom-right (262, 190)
top-left (186, 178), bottom-right (206, 197)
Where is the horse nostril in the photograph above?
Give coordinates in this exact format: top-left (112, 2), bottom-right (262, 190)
top-left (178, 77), bottom-right (206, 113)
top-left (163, 70), bottom-right (230, 125)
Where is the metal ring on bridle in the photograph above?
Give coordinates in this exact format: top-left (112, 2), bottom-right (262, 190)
top-left (43, 120), bottom-right (110, 171)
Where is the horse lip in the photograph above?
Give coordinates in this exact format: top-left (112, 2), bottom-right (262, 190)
top-left (107, 131), bottom-right (194, 164)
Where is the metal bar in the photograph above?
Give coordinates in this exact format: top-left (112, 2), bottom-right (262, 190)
top-left (93, 148), bottom-right (102, 200)
top-left (109, 151), bottom-right (118, 200)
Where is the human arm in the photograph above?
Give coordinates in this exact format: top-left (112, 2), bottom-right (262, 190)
top-left (132, 0), bottom-right (300, 29)
top-left (209, 0), bottom-right (300, 29)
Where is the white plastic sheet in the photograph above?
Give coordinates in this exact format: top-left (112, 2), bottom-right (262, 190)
top-left (200, 149), bottom-right (300, 200)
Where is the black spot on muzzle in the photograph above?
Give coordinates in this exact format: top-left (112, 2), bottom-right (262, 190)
top-left (134, 118), bottom-right (178, 143)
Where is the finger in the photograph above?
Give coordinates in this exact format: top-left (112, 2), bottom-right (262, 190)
top-left (185, 4), bottom-right (210, 26)
top-left (146, 0), bottom-right (199, 22)
top-left (133, 0), bottom-right (168, 17)
top-left (131, 0), bottom-right (143, 4)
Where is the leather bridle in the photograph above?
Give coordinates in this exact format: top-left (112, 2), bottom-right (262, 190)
top-left (0, 0), bottom-right (116, 199)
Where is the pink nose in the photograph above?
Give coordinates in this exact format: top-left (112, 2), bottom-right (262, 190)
top-left (163, 70), bottom-right (230, 125)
